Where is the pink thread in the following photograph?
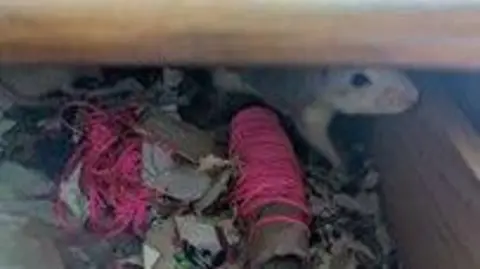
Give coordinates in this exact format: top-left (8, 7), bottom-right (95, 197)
top-left (229, 106), bottom-right (311, 235)
top-left (56, 105), bottom-right (158, 237)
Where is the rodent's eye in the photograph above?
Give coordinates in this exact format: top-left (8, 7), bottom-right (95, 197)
top-left (350, 73), bottom-right (371, 88)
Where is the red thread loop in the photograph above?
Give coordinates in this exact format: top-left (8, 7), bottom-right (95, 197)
top-left (229, 107), bottom-right (311, 235)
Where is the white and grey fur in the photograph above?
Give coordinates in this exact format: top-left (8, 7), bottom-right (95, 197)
top-left (213, 67), bottom-right (419, 167)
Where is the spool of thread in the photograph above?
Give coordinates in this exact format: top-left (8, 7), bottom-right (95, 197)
top-left (229, 106), bottom-right (311, 268)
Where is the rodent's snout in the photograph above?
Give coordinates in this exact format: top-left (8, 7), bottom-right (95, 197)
top-left (375, 86), bottom-right (419, 113)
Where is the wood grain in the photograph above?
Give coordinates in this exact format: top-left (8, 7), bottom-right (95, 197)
top-left (371, 88), bottom-right (480, 268)
top-left (2, 1), bottom-right (480, 66)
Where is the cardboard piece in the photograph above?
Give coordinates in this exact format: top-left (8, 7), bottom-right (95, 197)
top-left (248, 221), bottom-right (310, 269)
top-left (59, 162), bottom-right (88, 222)
top-left (143, 141), bottom-right (212, 202)
top-left (194, 168), bottom-right (232, 212)
top-left (174, 215), bottom-right (225, 268)
top-left (146, 165), bottom-right (212, 202)
top-left (144, 219), bottom-right (178, 269)
top-left (144, 216), bottom-right (227, 269)
top-left (245, 204), bottom-right (310, 269)
top-left (141, 108), bottom-right (215, 163)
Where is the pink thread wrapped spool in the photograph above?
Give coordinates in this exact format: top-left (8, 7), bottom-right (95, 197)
top-left (229, 106), bottom-right (311, 269)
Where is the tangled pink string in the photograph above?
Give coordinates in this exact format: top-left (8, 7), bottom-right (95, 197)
top-left (56, 105), bottom-right (156, 237)
top-left (229, 106), bottom-right (311, 234)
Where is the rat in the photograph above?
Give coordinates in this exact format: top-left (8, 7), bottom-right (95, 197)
top-left (213, 67), bottom-right (419, 167)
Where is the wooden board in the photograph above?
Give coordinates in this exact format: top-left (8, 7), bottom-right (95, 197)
top-left (370, 88), bottom-right (480, 268)
top-left (2, 1), bottom-right (480, 66)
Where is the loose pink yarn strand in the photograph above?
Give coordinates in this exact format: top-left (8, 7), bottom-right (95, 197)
top-left (56, 105), bottom-right (156, 237)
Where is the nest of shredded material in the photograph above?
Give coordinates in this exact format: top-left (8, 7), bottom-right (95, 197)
top-left (0, 66), bottom-right (399, 269)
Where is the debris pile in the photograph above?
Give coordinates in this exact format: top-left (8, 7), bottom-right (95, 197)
top-left (0, 66), bottom-right (400, 269)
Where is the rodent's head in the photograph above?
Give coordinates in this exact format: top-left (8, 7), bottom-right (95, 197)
top-left (321, 68), bottom-right (419, 114)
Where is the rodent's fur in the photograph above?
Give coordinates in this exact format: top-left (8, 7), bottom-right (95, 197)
top-left (214, 67), bottom-right (419, 167)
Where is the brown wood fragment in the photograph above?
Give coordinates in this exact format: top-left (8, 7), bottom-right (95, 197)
top-left (370, 89), bottom-right (480, 269)
top-left (2, 1), bottom-right (480, 67)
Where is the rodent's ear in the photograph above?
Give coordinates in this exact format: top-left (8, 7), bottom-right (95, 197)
top-left (323, 68), bottom-right (419, 114)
